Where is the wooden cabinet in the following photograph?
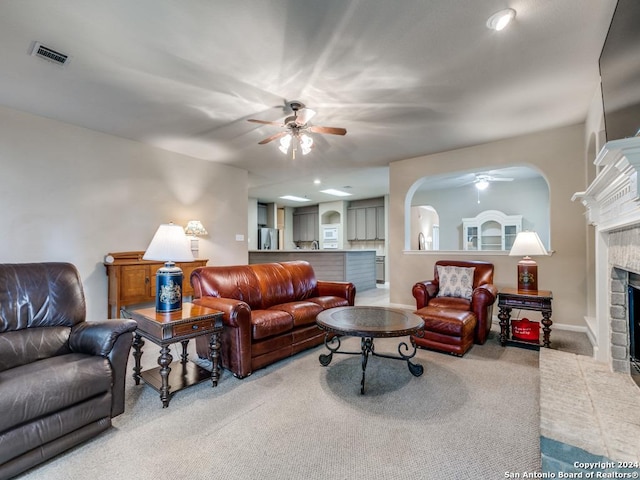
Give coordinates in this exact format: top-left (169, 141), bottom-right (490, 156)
top-left (292, 210), bottom-right (318, 242)
top-left (376, 206), bottom-right (385, 240)
top-left (462, 210), bottom-right (522, 251)
top-left (105, 251), bottom-right (207, 318)
top-left (347, 206), bottom-right (385, 241)
top-left (257, 203), bottom-right (268, 226)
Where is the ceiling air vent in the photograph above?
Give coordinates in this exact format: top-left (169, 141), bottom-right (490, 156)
top-left (30, 42), bottom-right (70, 66)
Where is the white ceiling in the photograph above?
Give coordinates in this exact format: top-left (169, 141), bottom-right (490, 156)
top-left (0, 1), bottom-right (616, 206)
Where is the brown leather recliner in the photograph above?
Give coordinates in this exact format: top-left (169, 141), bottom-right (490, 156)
top-left (0, 263), bottom-right (137, 479)
top-left (412, 260), bottom-right (497, 354)
top-left (192, 261), bottom-right (355, 379)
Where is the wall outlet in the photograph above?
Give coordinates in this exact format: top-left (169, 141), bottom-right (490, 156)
top-left (235, 234), bottom-right (244, 241)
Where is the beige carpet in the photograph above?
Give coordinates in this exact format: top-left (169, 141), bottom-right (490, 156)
top-left (17, 329), bottom-right (540, 480)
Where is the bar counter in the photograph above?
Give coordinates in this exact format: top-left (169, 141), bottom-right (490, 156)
top-left (248, 250), bottom-right (376, 292)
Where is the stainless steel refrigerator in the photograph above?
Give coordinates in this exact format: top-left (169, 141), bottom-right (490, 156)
top-left (258, 228), bottom-right (279, 250)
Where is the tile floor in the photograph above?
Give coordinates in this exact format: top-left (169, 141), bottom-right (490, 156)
top-left (540, 348), bottom-right (640, 464)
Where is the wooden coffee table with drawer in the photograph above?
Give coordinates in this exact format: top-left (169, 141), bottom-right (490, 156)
top-left (128, 302), bottom-right (223, 408)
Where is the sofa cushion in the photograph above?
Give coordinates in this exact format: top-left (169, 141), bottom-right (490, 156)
top-left (0, 353), bottom-right (112, 433)
top-left (251, 263), bottom-right (296, 308)
top-left (270, 301), bottom-right (323, 327)
top-left (0, 327), bottom-right (71, 372)
top-left (436, 265), bottom-right (475, 300)
top-left (428, 296), bottom-right (471, 311)
top-left (251, 309), bottom-right (294, 340)
top-left (281, 261), bottom-right (318, 300)
top-left (415, 307), bottom-right (477, 337)
top-left (308, 296), bottom-right (350, 310)
top-left (193, 265), bottom-right (264, 309)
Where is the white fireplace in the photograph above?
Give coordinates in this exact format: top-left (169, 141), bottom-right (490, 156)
top-left (573, 136), bottom-right (640, 374)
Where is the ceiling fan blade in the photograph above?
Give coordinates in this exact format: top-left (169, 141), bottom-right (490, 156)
top-left (247, 119), bottom-right (283, 126)
top-left (489, 177), bottom-right (514, 182)
top-left (308, 125), bottom-right (347, 136)
top-left (258, 131), bottom-right (288, 145)
top-left (296, 108), bottom-right (316, 125)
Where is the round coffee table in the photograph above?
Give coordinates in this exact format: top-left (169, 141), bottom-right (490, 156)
top-left (316, 306), bottom-right (425, 394)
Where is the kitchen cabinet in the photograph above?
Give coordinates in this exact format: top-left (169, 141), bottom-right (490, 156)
top-left (376, 206), bottom-right (385, 240)
top-left (257, 203), bottom-right (268, 226)
top-left (105, 251), bottom-right (207, 318)
top-left (293, 212), bottom-right (318, 242)
top-left (462, 210), bottom-right (522, 251)
top-left (347, 206), bottom-right (385, 241)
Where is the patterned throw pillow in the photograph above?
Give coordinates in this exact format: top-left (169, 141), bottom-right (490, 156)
top-left (436, 265), bottom-right (475, 300)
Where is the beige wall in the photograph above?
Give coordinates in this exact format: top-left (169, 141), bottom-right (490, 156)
top-left (0, 105), bottom-right (248, 321)
top-left (389, 123), bottom-right (588, 329)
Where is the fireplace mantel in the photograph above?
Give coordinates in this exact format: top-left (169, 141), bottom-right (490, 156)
top-left (573, 137), bottom-right (640, 231)
top-left (573, 136), bottom-right (640, 371)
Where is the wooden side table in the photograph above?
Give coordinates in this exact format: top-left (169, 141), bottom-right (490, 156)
top-left (128, 302), bottom-right (223, 408)
top-left (497, 288), bottom-right (553, 349)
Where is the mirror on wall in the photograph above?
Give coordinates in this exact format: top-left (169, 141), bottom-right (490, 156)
top-left (408, 166), bottom-right (550, 251)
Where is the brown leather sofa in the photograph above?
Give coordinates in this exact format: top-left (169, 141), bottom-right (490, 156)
top-left (191, 260), bottom-right (355, 378)
top-left (412, 260), bottom-right (497, 355)
top-left (0, 263), bottom-right (137, 479)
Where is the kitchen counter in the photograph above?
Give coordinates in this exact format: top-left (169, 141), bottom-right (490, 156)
top-left (248, 250), bottom-right (377, 292)
top-left (250, 249), bottom-right (378, 252)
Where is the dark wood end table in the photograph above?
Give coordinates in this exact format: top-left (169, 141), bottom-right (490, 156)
top-left (316, 306), bottom-right (425, 394)
top-left (497, 288), bottom-right (553, 349)
top-left (128, 302), bottom-right (223, 408)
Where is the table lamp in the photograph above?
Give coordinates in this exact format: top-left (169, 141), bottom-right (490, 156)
top-left (143, 223), bottom-right (194, 313)
top-left (184, 220), bottom-right (208, 258)
top-left (508, 231), bottom-right (547, 293)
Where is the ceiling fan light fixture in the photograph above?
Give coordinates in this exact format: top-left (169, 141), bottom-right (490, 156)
top-left (300, 133), bottom-right (313, 148)
top-left (300, 133), bottom-right (313, 155)
top-left (249, 101), bottom-right (345, 156)
top-left (487, 8), bottom-right (516, 31)
top-left (475, 179), bottom-right (490, 190)
top-left (279, 134), bottom-right (292, 154)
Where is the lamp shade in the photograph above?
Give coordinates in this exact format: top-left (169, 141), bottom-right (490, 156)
top-left (184, 220), bottom-right (208, 237)
top-left (143, 223), bottom-right (194, 262)
top-left (508, 231), bottom-right (547, 257)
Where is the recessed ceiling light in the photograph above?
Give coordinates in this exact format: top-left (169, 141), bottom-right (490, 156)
top-left (320, 189), bottom-right (352, 197)
top-left (486, 8), bottom-right (516, 31)
top-left (313, 179), bottom-right (321, 185)
top-left (279, 195), bottom-right (310, 202)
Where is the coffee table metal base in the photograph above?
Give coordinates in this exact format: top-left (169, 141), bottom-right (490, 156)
top-left (319, 335), bottom-right (423, 394)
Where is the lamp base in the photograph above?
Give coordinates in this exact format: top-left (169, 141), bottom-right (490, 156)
top-left (155, 262), bottom-right (183, 313)
top-left (517, 258), bottom-right (538, 293)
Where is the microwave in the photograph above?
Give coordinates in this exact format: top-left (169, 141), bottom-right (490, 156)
top-left (322, 226), bottom-right (338, 241)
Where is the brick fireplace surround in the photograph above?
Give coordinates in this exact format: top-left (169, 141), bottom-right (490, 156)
top-left (573, 136), bottom-right (640, 376)
top-left (538, 137), bottom-right (640, 472)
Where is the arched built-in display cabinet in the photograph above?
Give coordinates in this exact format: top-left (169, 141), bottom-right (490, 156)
top-left (462, 210), bottom-right (522, 251)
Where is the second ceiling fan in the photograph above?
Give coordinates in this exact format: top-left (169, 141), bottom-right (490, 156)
top-left (247, 101), bottom-right (347, 157)
top-left (473, 173), bottom-right (514, 190)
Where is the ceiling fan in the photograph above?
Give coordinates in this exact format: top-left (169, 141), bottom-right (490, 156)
top-left (471, 173), bottom-right (514, 190)
top-left (247, 101), bottom-right (347, 157)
